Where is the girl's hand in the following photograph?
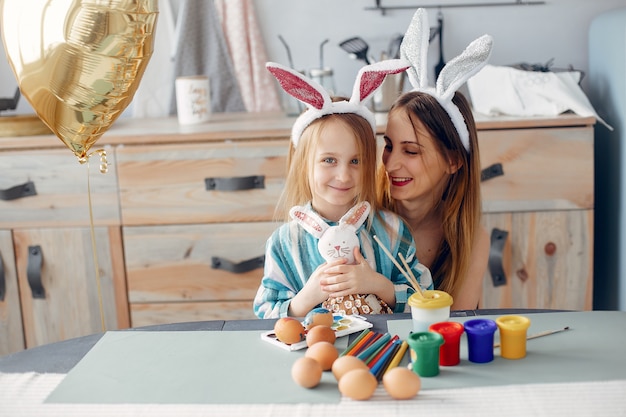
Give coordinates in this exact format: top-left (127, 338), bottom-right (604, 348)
top-left (320, 249), bottom-right (381, 296)
top-left (288, 258), bottom-right (346, 317)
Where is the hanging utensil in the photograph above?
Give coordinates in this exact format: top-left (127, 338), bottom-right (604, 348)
top-left (319, 39), bottom-right (329, 68)
top-left (278, 34), bottom-right (296, 69)
top-left (339, 36), bottom-right (371, 64)
top-left (434, 12), bottom-right (445, 77)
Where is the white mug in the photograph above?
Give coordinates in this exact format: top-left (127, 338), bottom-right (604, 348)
top-left (175, 75), bottom-right (211, 125)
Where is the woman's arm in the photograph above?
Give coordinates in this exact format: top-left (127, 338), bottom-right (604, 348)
top-left (450, 226), bottom-right (490, 310)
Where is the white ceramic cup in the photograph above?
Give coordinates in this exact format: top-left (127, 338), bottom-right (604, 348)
top-left (175, 75), bottom-right (211, 125)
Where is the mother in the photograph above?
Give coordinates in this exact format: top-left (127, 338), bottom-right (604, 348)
top-left (377, 8), bottom-right (493, 310)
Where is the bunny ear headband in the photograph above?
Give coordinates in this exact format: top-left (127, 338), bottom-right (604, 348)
top-left (267, 60), bottom-right (410, 146)
top-left (401, 8), bottom-right (493, 152)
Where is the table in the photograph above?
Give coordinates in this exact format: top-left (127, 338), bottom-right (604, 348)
top-left (0, 310), bottom-right (624, 417)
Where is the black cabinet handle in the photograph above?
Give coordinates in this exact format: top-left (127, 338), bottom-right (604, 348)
top-left (205, 175), bottom-right (265, 191)
top-left (27, 245), bottom-right (45, 299)
top-left (481, 163), bottom-right (504, 182)
top-left (488, 228), bottom-right (508, 287)
top-left (211, 255), bottom-right (265, 274)
top-left (0, 250), bottom-right (4, 301)
top-left (0, 181), bottom-right (37, 201)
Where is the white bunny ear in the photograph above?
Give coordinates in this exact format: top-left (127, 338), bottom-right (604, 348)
top-left (289, 206), bottom-right (328, 238)
top-left (339, 201), bottom-right (371, 229)
top-left (399, 8), bottom-right (494, 153)
top-left (400, 8), bottom-right (430, 90)
top-left (351, 59), bottom-right (410, 104)
top-left (436, 34), bottom-right (493, 102)
top-left (266, 62), bottom-right (331, 110)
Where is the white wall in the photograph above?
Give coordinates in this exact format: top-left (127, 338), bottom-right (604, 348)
top-left (254, 0), bottom-right (626, 99)
top-left (1, 0), bottom-right (625, 115)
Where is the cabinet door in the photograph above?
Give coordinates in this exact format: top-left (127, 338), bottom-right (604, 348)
top-left (0, 230), bottom-right (25, 355)
top-left (481, 210), bottom-right (593, 310)
top-left (125, 222), bottom-right (279, 326)
top-left (13, 227), bottom-right (129, 348)
top-left (116, 140), bottom-right (288, 226)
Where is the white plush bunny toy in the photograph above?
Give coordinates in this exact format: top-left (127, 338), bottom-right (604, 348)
top-left (290, 202), bottom-right (393, 315)
top-left (290, 201), bottom-right (371, 265)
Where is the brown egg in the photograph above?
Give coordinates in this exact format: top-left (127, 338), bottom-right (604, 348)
top-left (331, 355), bottom-right (369, 382)
top-left (382, 367), bottom-right (421, 400)
top-left (291, 357), bottom-right (323, 388)
top-left (305, 341), bottom-right (339, 371)
top-left (274, 317), bottom-right (305, 345)
top-left (306, 325), bottom-right (336, 347)
top-left (338, 368), bottom-right (378, 400)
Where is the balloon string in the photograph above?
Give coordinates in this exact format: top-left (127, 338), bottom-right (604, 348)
top-left (85, 150), bottom-right (107, 332)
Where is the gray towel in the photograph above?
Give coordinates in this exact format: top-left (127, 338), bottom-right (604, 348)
top-left (170, 0), bottom-right (245, 114)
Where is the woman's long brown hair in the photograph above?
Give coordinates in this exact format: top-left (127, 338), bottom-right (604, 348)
top-left (378, 91), bottom-right (482, 296)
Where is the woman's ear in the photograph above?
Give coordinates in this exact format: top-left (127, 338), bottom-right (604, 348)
top-left (446, 156), bottom-right (463, 174)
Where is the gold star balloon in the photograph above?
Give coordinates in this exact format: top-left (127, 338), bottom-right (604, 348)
top-left (0, 0), bottom-right (158, 162)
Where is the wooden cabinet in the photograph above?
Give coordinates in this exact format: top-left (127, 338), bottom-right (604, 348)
top-left (115, 136), bottom-right (288, 326)
top-left (477, 116), bottom-right (595, 310)
top-left (0, 148), bottom-right (128, 355)
top-left (0, 112), bottom-right (595, 344)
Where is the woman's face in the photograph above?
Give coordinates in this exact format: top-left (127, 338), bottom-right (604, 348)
top-left (310, 119), bottom-right (361, 221)
top-left (382, 109), bottom-right (452, 205)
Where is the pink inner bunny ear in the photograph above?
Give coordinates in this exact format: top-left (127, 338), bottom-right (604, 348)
top-left (267, 65), bottom-right (325, 110)
top-left (357, 65), bottom-right (410, 102)
top-left (359, 72), bottom-right (388, 102)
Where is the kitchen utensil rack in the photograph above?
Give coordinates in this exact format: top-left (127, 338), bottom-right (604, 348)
top-left (366, 0), bottom-right (545, 15)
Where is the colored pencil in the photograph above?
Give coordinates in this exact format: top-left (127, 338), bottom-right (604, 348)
top-left (340, 329), bottom-right (371, 356)
top-left (357, 333), bottom-right (391, 361)
top-left (383, 340), bottom-right (409, 375)
top-left (346, 331), bottom-right (379, 356)
top-left (373, 340), bottom-right (402, 380)
top-left (367, 335), bottom-right (399, 367)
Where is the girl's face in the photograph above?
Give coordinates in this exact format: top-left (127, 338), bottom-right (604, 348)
top-left (309, 119), bottom-right (361, 221)
top-left (382, 109), bottom-right (452, 205)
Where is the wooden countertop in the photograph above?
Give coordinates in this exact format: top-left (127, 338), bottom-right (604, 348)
top-left (0, 111), bottom-right (596, 151)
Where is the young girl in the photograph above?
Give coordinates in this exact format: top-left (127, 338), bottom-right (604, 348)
top-left (379, 9), bottom-right (493, 310)
top-left (253, 60), bottom-right (433, 319)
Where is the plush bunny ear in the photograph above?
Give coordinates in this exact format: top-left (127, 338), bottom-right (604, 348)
top-left (350, 60), bottom-right (411, 105)
top-left (289, 205), bottom-right (328, 238)
top-left (267, 59), bottom-right (409, 147)
top-left (436, 35), bottom-right (493, 102)
top-left (266, 62), bottom-right (330, 110)
top-left (399, 8), bottom-right (494, 152)
top-left (400, 7), bottom-right (430, 90)
top-left (339, 201), bottom-right (371, 230)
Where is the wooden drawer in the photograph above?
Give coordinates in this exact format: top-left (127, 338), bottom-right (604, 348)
top-left (124, 221), bottom-right (279, 324)
top-left (0, 148), bottom-right (120, 228)
top-left (479, 125), bottom-right (593, 213)
top-left (116, 140), bottom-right (288, 226)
